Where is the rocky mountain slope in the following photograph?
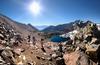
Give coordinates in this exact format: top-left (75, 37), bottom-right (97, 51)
top-left (0, 18), bottom-right (64, 65)
top-left (0, 14), bottom-right (38, 38)
top-left (0, 14), bottom-right (69, 65)
top-left (0, 14), bottom-right (100, 65)
top-left (62, 21), bottom-right (100, 65)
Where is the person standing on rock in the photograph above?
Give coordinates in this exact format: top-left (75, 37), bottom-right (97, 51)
top-left (16, 34), bottom-right (22, 43)
top-left (14, 34), bottom-right (23, 46)
top-left (40, 38), bottom-right (46, 52)
top-left (32, 36), bottom-right (36, 45)
top-left (58, 43), bottom-right (63, 53)
top-left (27, 35), bottom-right (31, 42)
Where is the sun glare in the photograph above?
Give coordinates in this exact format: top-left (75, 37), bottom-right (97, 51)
top-left (29, 1), bottom-right (42, 16)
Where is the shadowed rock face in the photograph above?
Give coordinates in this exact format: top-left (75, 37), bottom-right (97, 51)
top-left (63, 51), bottom-right (96, 65)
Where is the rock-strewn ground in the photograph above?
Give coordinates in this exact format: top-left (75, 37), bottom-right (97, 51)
top-left (0, 21), bottom-right (65, 65)
top-left (63, 21), bottom-right (100, 65)
top-left (0, 17), bottom-right (100, 65)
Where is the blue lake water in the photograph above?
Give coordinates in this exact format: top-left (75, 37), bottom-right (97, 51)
top-left (50, 35), bottom-right (70, 43)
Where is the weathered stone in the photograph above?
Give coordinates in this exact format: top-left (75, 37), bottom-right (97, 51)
top-left (90, 38), bottom-right (98, 44)
top-left (84, 34), bottom-right (92, 42)
top-left (63, 51), bottom-right (96, 65)
top-left (52, 53), bottom-right (58, 58)
top-left (27, 62), bottom-right (34, 65)
top-left (0, 34), bottom-right (4, 40)
top-left (75, 47), bottom-right (80, 51)
top-left (56, 51), bottom-right (63, 57)
top-left (86, 44), bottom-right (100, 62)
top-left (16, 54), bottom-right (26, 65)
top-left (47, 57), bottom-right (52, 61)
top-left (0, 44), bottom-right (5, 50)
top-left (51, 46), bottom-right (59, 51)
top-left (86, 44), bottom-right (100, 53)
top-left (56, 57), bottom-right (65, 65)
top-left (13, 48), bottom-right (23, 55)
top-left (1, 49), bottom-right (15, 65)
top-left (1, 40), bottom-right (6, 44)
top-left (0, 56), bottom-right (5, 64)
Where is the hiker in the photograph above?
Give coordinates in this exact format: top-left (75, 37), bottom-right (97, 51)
top-left (40, 38), bottom-right (46, 52)
top-left (32, 36), bottom-right (36, 45)
top-left (16, 35), bottom-right (22, 43)
top-left (58, 43), bottom-right (63, 53)
top-left (27, 35), bottom-right (31, 42)
top-left (14, 34), bottom-right (23, 46)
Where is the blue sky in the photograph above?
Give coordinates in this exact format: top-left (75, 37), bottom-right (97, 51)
top-left (0, 0), bottom-right (100, 26)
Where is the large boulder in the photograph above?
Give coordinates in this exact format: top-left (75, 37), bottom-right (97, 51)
top-left (86, 44), bottom-right (100, 53)
top-left (63, 51), bottom-right (96, 65)
top-left (0, 56), bottom-right (5, 64)
top-left (0, 47), bottom-right (16, 65)
top-left (56, 57), bottom-right (65, 65)
top-left (85, 44), bottom-right (100, 62)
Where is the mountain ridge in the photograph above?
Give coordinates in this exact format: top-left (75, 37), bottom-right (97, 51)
top-left (0, 13), bottom-right (39, 37)
top-left (42, 20), bottom-right (94, 34)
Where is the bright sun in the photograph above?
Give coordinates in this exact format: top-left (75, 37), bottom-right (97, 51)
top-left (29, 1), bottom-right (42, 16)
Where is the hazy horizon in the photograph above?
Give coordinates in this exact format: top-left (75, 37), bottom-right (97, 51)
top-left (0, 0), bottom-right (100, 26)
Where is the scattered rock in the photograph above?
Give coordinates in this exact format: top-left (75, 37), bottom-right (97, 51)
top-left (0, 19), bottom-right (100, 65)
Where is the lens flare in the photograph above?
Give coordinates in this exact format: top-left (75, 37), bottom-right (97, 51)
top-left (29, 1), bottom-right (42, 16)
